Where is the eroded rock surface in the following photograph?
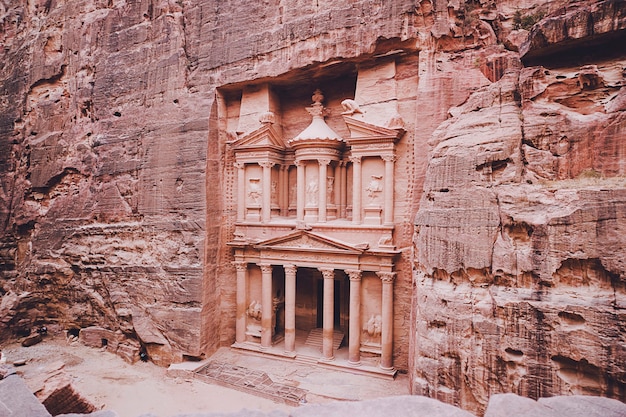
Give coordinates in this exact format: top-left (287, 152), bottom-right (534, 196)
top-left (0, 0), bottom-right (624, 414)
top-left (413, 35), bottom-right (626, 417)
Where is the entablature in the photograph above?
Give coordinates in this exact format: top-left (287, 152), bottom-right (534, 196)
top-left (229, 230), bottom-right (399, 272)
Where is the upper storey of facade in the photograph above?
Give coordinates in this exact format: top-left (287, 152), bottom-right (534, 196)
top-left (224, 57), bottom-right (411, 254)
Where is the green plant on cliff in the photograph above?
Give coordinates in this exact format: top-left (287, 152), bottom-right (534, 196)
top-left (513, 9), bottom-right (546, 30)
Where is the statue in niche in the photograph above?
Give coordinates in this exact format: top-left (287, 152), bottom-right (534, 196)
top-left (246, 300), bottom-right (262, 321)
top-left (306, 179), bottom-right (318, 206)
top-left (326, 176), bottom-right (334, 204)
top-left (289, 182), bottom-right (297, 206)
top-left (248, 178), bottom-right (261, 205)
top-left (271, 180), bottom-right (278, 204)
top-left (365, 174), bottom-right (383, 202)
top-left (366, 314), bottom-right (382, 337)
top-left (341, 99), bottom-right (363, 116)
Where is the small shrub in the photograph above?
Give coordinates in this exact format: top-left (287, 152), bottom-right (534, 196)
top-left (513, 10), bottom-right (545, 30)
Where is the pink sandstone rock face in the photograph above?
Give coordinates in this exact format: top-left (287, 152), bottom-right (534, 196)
top-left (0, 0), bottom-right (624, 414)
top-left (412, 4), bottom-right (626, 413)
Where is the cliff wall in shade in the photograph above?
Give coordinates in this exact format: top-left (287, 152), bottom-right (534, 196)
top-left (0, 0), bottom-right (624, 413)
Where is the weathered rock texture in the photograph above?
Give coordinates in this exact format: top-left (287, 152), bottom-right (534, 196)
top-left (0, 0), bottom-right (213, 364)
top-left (412, 2), bottom-right (626, 414)
top-left (0, 0), bottom-right (624, 414)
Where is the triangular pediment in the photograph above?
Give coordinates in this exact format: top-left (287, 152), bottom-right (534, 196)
top-left (234, 123), bottom-right (285, 151)
top-left (343, 116), bottom-right (404, 141)
top-left (254, 231), bottom-right (363, 254)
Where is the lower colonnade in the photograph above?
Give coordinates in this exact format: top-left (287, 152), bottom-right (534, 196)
top-left (233, 261), bottom-right (396, 371)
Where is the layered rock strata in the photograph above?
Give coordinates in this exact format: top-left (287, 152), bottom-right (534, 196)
top-left (413, 31), bottom-right (625, 417)
top-left (0, 0), bottom-right (624, 414)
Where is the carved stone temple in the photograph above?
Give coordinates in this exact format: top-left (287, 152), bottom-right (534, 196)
top-left (224, 62), bottom-right (410, 374)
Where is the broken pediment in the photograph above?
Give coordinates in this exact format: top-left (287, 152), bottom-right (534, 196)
top-left (232, 121), bottom-right (285, 153)
top-left (343, 116), bottom-right (405, 141)
top-left (254, 230), bottom-right (364, 254)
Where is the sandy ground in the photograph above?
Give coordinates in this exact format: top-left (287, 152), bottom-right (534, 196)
top-left (0, 335), bottom-right (409, 417)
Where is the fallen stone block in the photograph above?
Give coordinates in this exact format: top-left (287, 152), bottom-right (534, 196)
top-left (33, 364), bottom-right (98, 416)
top-left (22, 333), bottom-right (43, 347)
top-left (0, 374), bottom-right (51, 417)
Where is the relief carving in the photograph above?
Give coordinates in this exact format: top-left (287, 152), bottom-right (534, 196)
top-left (327, 176), bottom-right (335, 204)
top-left (271, 180), bottom-right (278, 205)
top-left (289, 182), bottom-right (297, 206)
top-left (306, 179), bottom-right (318, 206)
top-left (366, 314), bottom-right (382, 337)
top-left (248, 178), bottom-right (261, 205)
top-left (246, 300), bottom-right (262, 321)
top-left (366, 174), bottom-right (383, 203)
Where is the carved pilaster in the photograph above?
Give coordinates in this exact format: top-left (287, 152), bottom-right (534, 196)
top-left (295, 160), bottom-right (305, 221)
top-left (259, 162), bottom-right (275, 223)
top-left (234, 261), bottom-right (248, 344)
top-left (346, 268), bottom-right (362, 365)
top-left (319, 267), bottom-right (335, 360)
top-left (234, 162), bottom-right (245, 222)
top-left (318, 159), bottom-right (330, 222)
top-left (284, 264), bottom-right (297, 353)
top-left (381, 154), bottom-right (396, 225)
top-left (259, 263), bottom-right (273, 348)
top-left (350, 156), bottom-right (362, 224)
top-left (377, 271), bottom-right (395, 370)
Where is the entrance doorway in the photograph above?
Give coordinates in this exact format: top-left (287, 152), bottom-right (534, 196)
top-left (295, 268), bottom-right (349, 337)
top-left (315, 277), bottom-right (348, 333)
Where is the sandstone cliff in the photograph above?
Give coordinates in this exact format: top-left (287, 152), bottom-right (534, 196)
top-left (0, 0), bottom-right (624, 414)
top-left (412, 0), bottom-right (626, 413)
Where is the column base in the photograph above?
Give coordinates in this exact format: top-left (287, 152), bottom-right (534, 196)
top-left (379, 364), bottom-right (395, 371)
top-left (319, 356), bottom-right (335, 363)
top-left (348, 360), bottom-right (362, 367)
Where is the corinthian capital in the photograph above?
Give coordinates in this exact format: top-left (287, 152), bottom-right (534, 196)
top-left (377, 271), bottom-right (396, 283)
top-left (318, 267), bottom-right (335, 280)
top-left (345, 269), bottom-right (362, 281)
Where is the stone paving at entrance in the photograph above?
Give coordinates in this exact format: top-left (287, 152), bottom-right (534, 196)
top-left (195, 361), bottom-right (307, 406)
top-left (178, 347), bottom-right (410, 406)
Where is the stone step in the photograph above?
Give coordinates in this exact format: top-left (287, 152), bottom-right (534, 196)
top-left (294, 354), bottom-right (318, 365)
top-left (304, 328), bottom-right (344, 351)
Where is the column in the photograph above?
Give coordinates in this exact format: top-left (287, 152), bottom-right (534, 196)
top-left (296, 160), bottom-right (305, 221)
top-left (234, 261), bottom-right (248, 344)
top-left (319, 267), bottom-right (335, 360)
top-left (346, 269), bottom-right (362, 365)
top-left (260, 162), bottom-right (274, 223)
top-left (339, 161), bottom-right (347, 218)
top-left (280, 165), bottom-right (289, 216)
top-left (377, 271), bottom-right (395, 370)
top-left (318, 159), bottom-right (330, 222)
top-left (235, 162), bottom-right (245, 222)
top-left (333, 163), bottom-right (340, 206)
top-left (260, 263), bottom-right (273, 348)
top-left (284, 264), bottom-right (297, 353)
top-left (350, 156), bottom-right (362, 224)
top-left (382, 155), bottom-right (396, 225)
